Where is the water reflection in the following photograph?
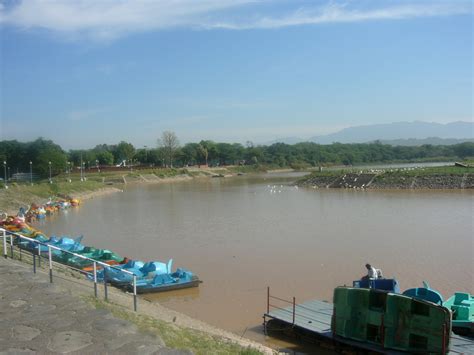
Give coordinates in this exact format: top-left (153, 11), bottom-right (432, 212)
top-left (143, 286), bottom-right (201, 303)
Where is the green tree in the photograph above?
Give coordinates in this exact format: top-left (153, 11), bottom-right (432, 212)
top-left (96, 151), bottom-right (114, 165)
top-left (113, 141), bottom-right (135, 163)
top-left (27, 138), bottom-right (67, 177)
top-left (181, 143), bottom-right (200, 166)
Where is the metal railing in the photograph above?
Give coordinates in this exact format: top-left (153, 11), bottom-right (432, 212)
top-left (1, 228), bottom-right (138, 311)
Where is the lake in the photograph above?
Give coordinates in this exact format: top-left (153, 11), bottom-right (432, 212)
top-left (35, 171), bottom-right (474, 347)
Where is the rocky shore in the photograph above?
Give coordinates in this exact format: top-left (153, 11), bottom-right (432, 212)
top-left (298, 171), bottom-right (474, 189)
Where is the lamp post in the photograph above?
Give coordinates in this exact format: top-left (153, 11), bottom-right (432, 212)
top-left (67, 162), bottom-right (71, 182)
top-left (48, 161), bottom-right (52, 184)
top-left (96, 159), bottom-right (100, 173)
top-left (29, 161), bottom-right (33, 185)
top-left (144, 146), bottom-right (148, 166)
top-left (82, 162), bottom-right (86, 181)
top-left (80, 154), bottom-right (83, 181)
top-left (3, 161), bottom-right (7, 189)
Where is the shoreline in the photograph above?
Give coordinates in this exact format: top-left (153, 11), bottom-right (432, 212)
top-left (0, 177), bottom-right (275, 354)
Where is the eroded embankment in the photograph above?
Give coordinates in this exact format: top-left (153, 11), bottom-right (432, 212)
top-left (298, 171), bottom-right (474, 189)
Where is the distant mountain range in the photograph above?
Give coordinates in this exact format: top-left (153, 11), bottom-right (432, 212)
top-left (266, 121), bottom-right (473, 146)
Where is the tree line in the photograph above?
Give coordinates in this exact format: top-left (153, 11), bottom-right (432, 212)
top-left (1, 133), bottom-right (473, 178)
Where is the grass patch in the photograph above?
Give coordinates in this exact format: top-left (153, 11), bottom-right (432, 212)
top-left (84, 296), bottom-right (262, 355)
top-left (226, 165), bottom-right (268, 174)
top-left (382, 166), bottom-right (474, 177)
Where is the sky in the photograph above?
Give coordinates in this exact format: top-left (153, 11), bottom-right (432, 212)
top-left (0, 0), bottom-right (472, 149)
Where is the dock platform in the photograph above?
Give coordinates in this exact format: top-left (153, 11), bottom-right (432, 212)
top-left (263, 290), bottom-right (474, 354)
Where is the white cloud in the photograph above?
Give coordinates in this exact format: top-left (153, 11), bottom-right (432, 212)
top-left (0, 1), bottom-right (471, 41)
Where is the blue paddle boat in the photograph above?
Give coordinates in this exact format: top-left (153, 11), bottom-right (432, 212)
top-left (91, 259), bottom-right (145, 282)
top-left (353, 277), bottom-right (400, 293)
top-left (36, 235), bottom-right (84, 254)
top-left (105, 259), bottom-right (173, 286)
top-left (129, 268), bottom-right (200, 294)
top-left (19, 235), bottom-right (84, 254)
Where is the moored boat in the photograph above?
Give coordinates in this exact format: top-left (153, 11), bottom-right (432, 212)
top-left (443, 292), bottom-right (474, 335)
top-left (128, 268), bottom-right (200, 294)
top-left (64, 249), bottom-right (124, 269)
top-left (105, 260), bottom-right (173, 286)
top-left (403, 282), bottom-right (474, 335)
top-left (333, 286), bottom-right (451, 353)
top-left (353, 277), bottom-right (400, 293)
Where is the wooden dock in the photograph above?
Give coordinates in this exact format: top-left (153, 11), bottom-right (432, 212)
top-left (264, 294), bottom-right (474, 354)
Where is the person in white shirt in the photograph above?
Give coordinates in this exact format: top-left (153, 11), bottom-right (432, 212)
top-left (365, 263), bottom-right (378, 279)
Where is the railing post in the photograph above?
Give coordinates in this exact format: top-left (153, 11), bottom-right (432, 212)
top-left (37, 243), bottom-right (41, 267)
top-left (93, 262), bottom-right (98, 298)
top-left (292, 297), bottom-right (296, 325)
top-left (48, 246), bottom-right (53, 283)
top-left (10, 233), bottom-right (14, 258)
top-left (103, 267), bottom-right (108, 301)
top-left (267, 286), bottom-right (270, 314)
top-left (133, 275), bottom-right (137, 312)
top-left (2, 229), bottom-right (6, 259)
top-left (33, 253), bottom-right (36, 273)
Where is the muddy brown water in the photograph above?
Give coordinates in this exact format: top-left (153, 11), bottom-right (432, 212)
top-left (35, 172), bottom-right (473, 351)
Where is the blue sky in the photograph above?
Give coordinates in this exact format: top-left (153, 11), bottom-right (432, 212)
top-left (0, 0), bottom-right (472, 149)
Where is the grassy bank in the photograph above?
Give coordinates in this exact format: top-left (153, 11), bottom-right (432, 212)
top-left (0, 165), bottom-right (270, 214)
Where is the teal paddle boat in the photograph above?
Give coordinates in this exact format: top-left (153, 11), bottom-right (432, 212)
top-left (403, 282), bottom-right (474, 335)
top-left (128, 268), bottom-right (200, 294)
top-left (105, 260), bottom-right (173, 286)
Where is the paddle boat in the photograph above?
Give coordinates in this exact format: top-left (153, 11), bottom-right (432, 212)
top-left (353, 277), bottom-right (400, 293)
top-left (53, 246), bottom-right (98, 264)
top-left (89, 259), bottom-right (145, 282)
top-left (333, 286), bottom-right (451, 353)
top-left (31, 235), bottom-right (85, 254)
top-left (129, 268), bottom-right (200, 294)
top-left (82, 256), bottom-right (130, 273)
top-left (104, 260), bottom-right (173, 286)
top-left (403, 282), bottom-right (474, 335)
top-left (444, 293), bottom-right (474, 335)
top-left (65, 249), bottom-right (125, 269)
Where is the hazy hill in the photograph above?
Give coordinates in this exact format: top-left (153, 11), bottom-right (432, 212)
top-left (379, 137), bottom-right (474, 146)
top-left (310, 121), bottom-right (473, 144)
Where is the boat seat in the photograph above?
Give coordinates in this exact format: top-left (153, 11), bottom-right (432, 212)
top-left (452, 305), bottom-right (469, 320)
top-left (454, 292), bottom-right (469, 304)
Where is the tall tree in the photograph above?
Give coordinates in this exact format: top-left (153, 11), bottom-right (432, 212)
top-left (158, 131), bottom-right (180, 168)
top-left (113, 141), bottom-right (135, 164)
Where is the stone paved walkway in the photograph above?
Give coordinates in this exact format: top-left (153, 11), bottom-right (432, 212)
top-left (0, 257), bottom-right (190, 354)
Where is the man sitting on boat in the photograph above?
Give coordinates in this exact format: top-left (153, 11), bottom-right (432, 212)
top-left (365, 263), bottom-right (383, 280)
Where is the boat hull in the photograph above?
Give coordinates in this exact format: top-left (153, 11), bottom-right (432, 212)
top-left (130, 277), bottom-right (201, 294)
top-left (333, 287), bottom-right (451, 354)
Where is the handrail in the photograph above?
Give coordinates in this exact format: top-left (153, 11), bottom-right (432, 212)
top-left (266, 286), bottom-right (333, 328)
top-left (1, 227), bottom-right (138, 311)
